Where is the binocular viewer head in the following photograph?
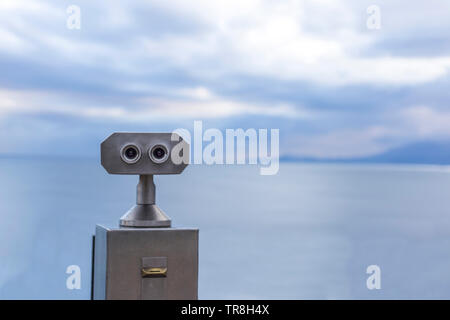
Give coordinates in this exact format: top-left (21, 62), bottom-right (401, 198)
top-left (101, 132), bottom-right (189, 175)
top-left (101, 132), bottom-right (190, 228)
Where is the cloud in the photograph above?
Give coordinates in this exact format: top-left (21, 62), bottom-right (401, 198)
top-left (0, 0), bottom-right (450, 159)
top-left (2, 0), bottom-right (450, 87)
top-left (283, 105), bottom-right (450, 159)
top-left (126, 0), bottom-right (450, 86)
top-left (401, 106), bottom-right (450, 138)
top-left (284, 126), bottom-right (397, 159)
top-left (0, 87), bottom-right (303, 120)
top-left (0, 27), bottom-right (31, 53)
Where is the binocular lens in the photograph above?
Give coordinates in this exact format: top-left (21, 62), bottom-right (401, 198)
top-left (125, 147), bottom-right (138, 160)
top-left (152, 147), bottom-right (166, 160)
top-left (121, 144), bottom-right (141, 164)
top-left (149, 145), bottom-right (169, 163)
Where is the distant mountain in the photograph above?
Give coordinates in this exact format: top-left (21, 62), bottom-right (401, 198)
top-left (362, 141), bottom-right (450, 164)
top-left (282, 141), bottom-right (450, 165)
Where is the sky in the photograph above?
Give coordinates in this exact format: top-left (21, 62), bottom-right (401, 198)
top-left (0, 0), bottom-right (450, 160)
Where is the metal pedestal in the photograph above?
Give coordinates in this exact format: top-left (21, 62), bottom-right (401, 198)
top-left (93, 225), bottom-right (199, 300)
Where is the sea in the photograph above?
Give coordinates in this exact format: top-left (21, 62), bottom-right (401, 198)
top-left (1, 157), bottom-right (450, 299)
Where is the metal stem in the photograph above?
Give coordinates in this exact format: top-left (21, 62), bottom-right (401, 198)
top-left (120, 175), bottom-right (170, 227)
top-left (137, 175), bottom-right (155, 205)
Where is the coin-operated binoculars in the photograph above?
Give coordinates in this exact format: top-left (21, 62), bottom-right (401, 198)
top-left (92, 133), bottom-right (198, 300)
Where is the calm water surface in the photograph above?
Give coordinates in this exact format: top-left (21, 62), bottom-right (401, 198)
top-left (1, 157), bottom-right (450, 299)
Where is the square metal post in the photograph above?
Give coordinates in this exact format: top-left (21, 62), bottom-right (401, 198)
top-left (93, 225), bottom-right (199, 300)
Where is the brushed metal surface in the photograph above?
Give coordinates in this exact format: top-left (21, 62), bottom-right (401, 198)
top-left (93, 226), bottom-right (107, 300)
top-left (120, 204), bottom-right (171, 227)
top-left (93, 225), bottom-right (198, 300)
top-left (137, 175), bottom-right (155, 205)
top-left (101, 132), bottom-right (189, 175)
top-left (141, 257), bottom-right (168, 299)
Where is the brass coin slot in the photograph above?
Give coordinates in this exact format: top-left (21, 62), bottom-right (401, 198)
top-left (141, 267), bottom-right (167, 278)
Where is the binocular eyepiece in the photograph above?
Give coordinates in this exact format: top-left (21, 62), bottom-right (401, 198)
top-left (120, 143), bottom-right (169, 165)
